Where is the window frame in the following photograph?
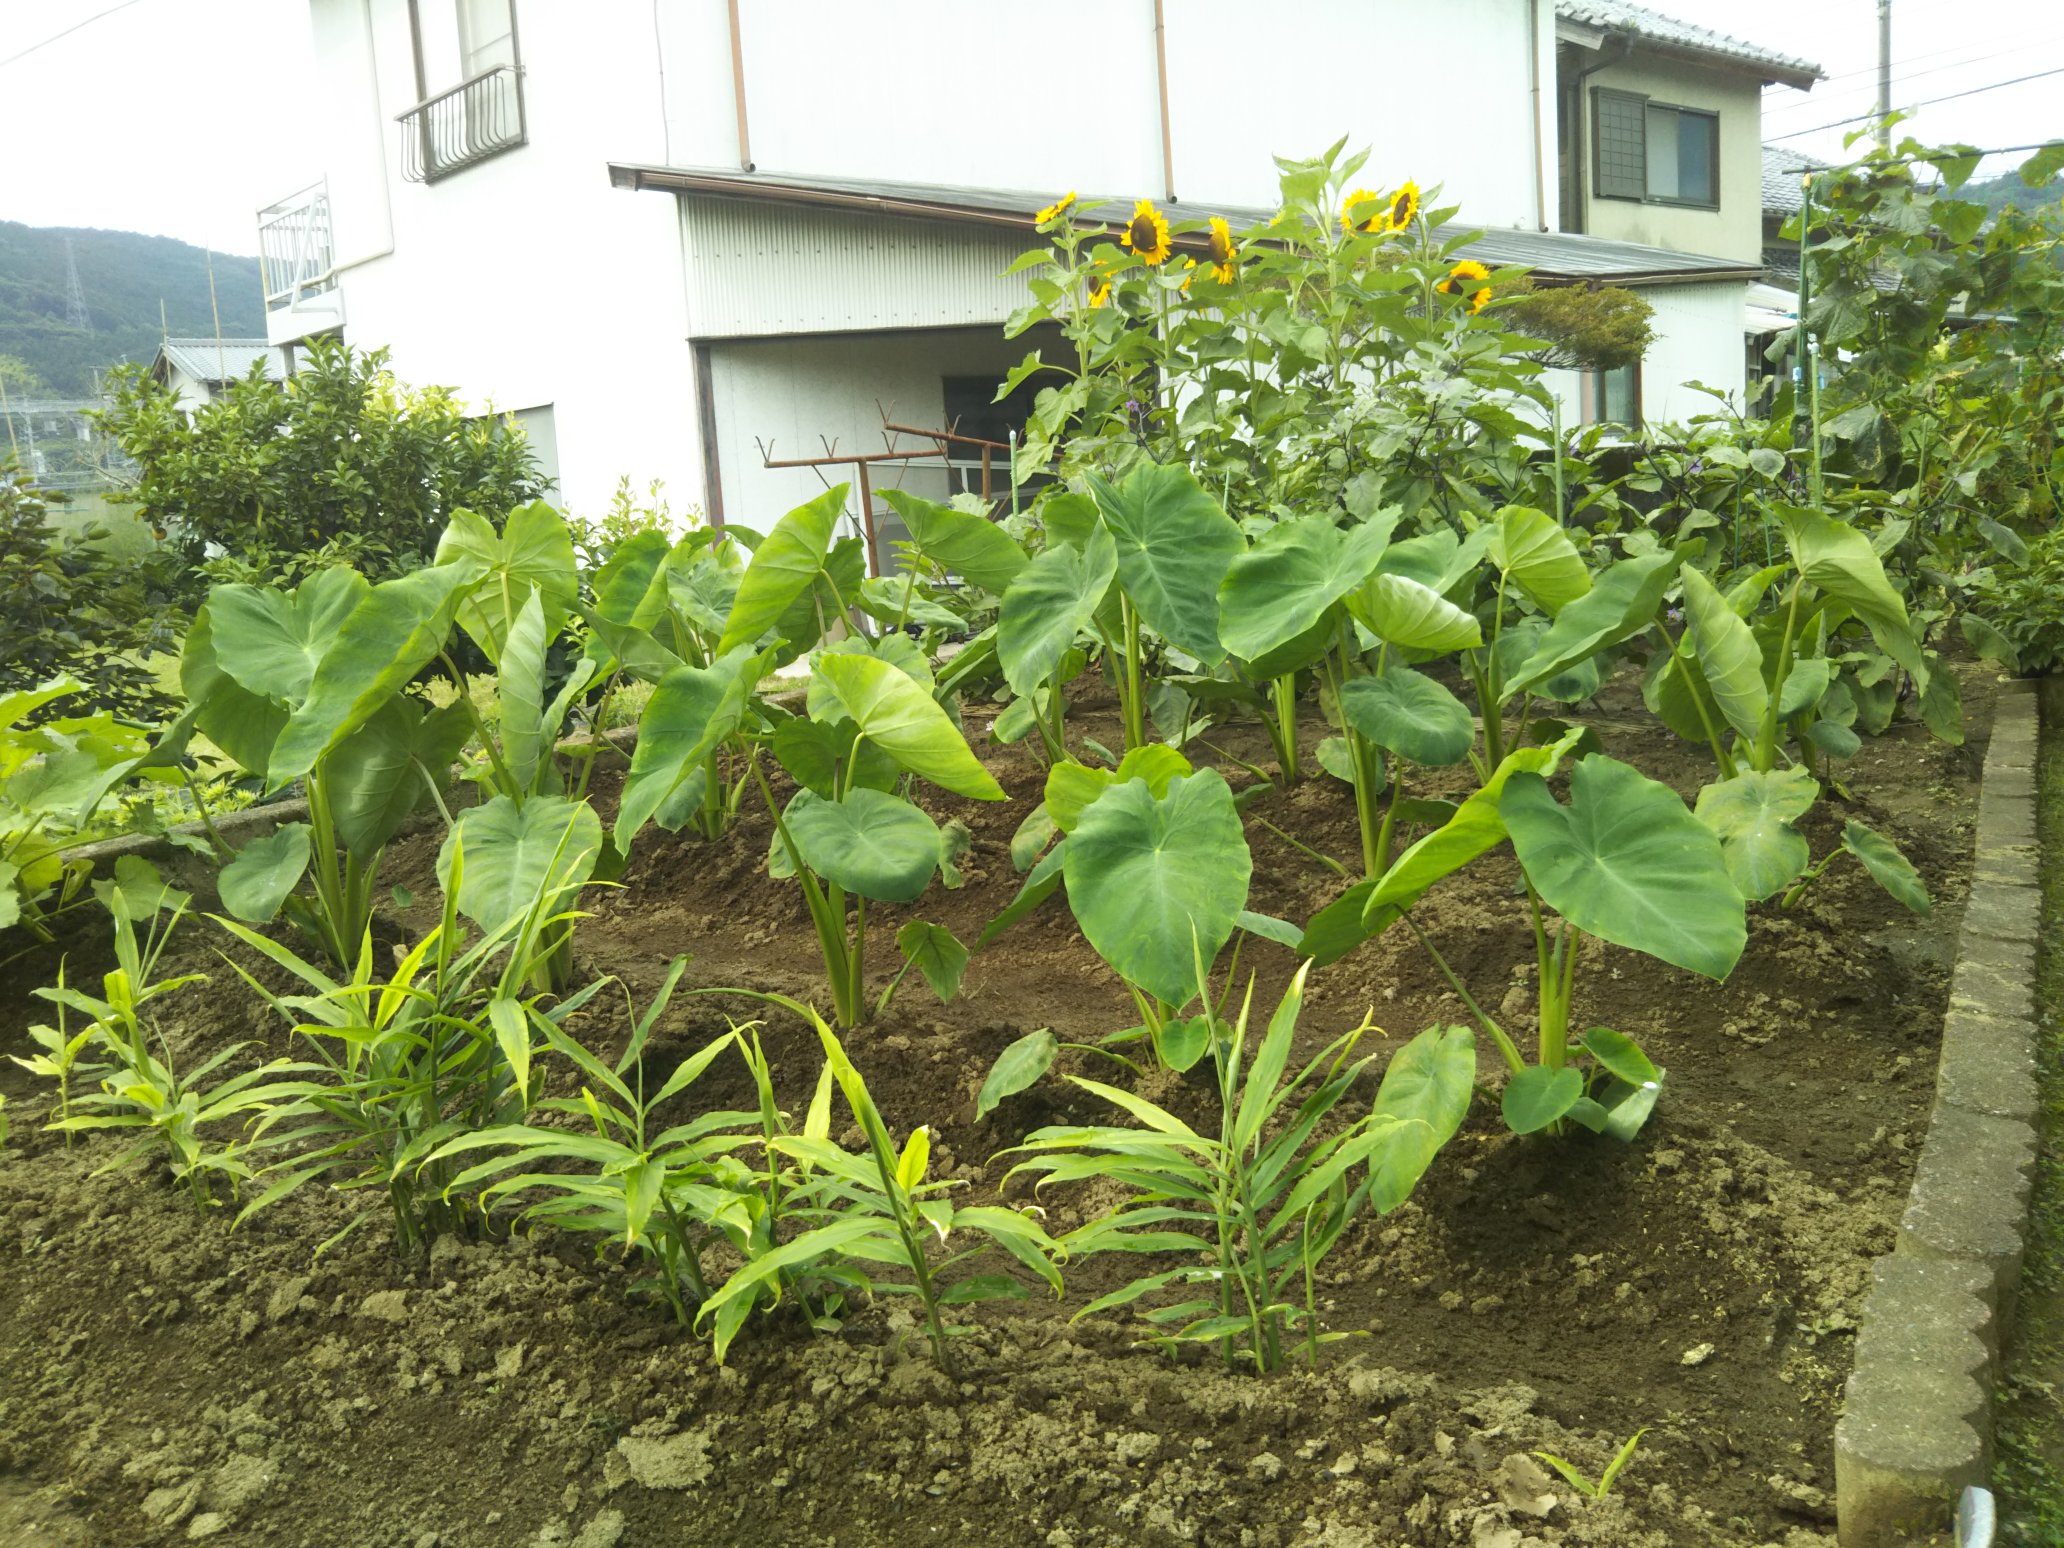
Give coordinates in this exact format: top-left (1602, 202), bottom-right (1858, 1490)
top-left (1581, 361), bottom-right (1644, 430)
top-left (1591, 87), bottom-right (1721, 212)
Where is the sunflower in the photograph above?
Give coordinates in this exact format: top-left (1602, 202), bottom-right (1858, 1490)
top-left (1181, 257), bottom-right (1198, 295)
top-left (1035, 191), bottom-right (1077, 225)
top-left (1206, 216), bottom-right (1237, 283)
top-left (1437, 258), bottom-right (1491, 297)
top-left (1341, 188), bottom-right (1388, 234)
top-left (1121, 198), bottom-right (1173, 265)
top-left (1468, 286), bottom-right (1492, 314)
top-left (1087, 275), bottom-right (1112, 309)
top-left (1386, 180), bottom-right (1422, 231)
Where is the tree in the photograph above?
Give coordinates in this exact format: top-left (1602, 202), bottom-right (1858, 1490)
top-left (95, 340), bottom-right (545, 592)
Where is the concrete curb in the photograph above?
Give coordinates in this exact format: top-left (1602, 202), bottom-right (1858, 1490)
top-left (1835, 679), bottom-right (2044, 1544)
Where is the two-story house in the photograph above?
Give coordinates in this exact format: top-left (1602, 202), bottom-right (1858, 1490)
top-left (260, 0), bottom-right (1813, 559)
top-left (1554, 1), bottom-right (1822, 423)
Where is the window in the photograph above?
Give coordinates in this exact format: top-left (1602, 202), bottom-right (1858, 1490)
top-left (401, 0), bottom-right (526, 183)
top-left (1582, 363), bottom-right (1642, 428)
top-left (1593, 89), bottom-right (1718, 208)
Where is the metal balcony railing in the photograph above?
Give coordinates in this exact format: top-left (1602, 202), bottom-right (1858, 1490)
top-left (399, 65), bottom-right (526, 183)
top-left (256, 183), bottom-right (336, 311)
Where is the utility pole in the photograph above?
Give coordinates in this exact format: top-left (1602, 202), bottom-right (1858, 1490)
top-left (1876, 0), bottom-right (1893, 147)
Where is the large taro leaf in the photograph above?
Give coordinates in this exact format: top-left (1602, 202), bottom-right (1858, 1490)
top-left (1487, 506), bottom-right (1590, 617)
top-left (769, 536), bottom-right (866, 666)
top-left (205, 567), bottom-right (369, 705)
top-left (216, 823), bottom-right (313, 924)
top-left (325, 696), bottom-right (474, 863)
top-left (997, 524), bottom-right (1117, 698)
top-left (1776, 504), bottom-right (1926, 687)
top-left (882, 488), bottom-right (1029, 595)
top-left (1843, 821), bottom-right (1930, 914)
top-left (436, 501), bottom-right (579, 664)
top-left (783, 787), bottom-right (942, 903)
top-left (1346, 573), bottom-right (1483, 653)
top-left (180, 608), bottom-right (289, 778)
top-left (1088, 462), bottom-right (1242, 664)
top-left (1677, 563), bottom-right (1767, 744)
top-left (1044, 745), bottom-right (1191, 833)
top-left (268, 566), bottom-right (472, 790)
top-left (437, 794), bottom-right (603, 941)
top-left (1216, 512), bottom-right (1394, 664)
top-left (1338, 667), bottom-right (1475, 766)
top-left (1062, 768), bottom-right (1251, 1009)
top-left (813, 652), bottom-right (1004, 801)
top-left (613, 649), bottom-right (760, 851)
top-left (590, 529), bottom-right (673, 630)
top-left (1504, 550), bottom-right (1679, 699)
top-left (1501, 755), bottom-right (1746, 981)
top-left (1377, 525), bottom-right (1494, 595)
top-left (716, 484), bottom-right (850, 656)
top-left (1693, 766), bottom-right (1818, 901)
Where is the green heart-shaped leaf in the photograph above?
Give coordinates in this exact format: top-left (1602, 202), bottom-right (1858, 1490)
top-left (217, 823), bottom-right (313, 924)
top-left (437, 794), bottom-right (602, 939)
top-left (883, 488), bottom-right (1028, 595)
top-left (812, 652), bottom-right (1004, 801)
top-left (998, 524), bottom-right (1117, 697)
top-left (1063, 768), bottom-right (1251, 1008)
top-left (1488, 506), bottom-right (1590, 616)
top-left (1339, 667), bottom-right (1475, 766)
top-left (1502, 1064), bottom-right (1583, 1134)
top-left (1089, 463), bottom-right (1242, 664)
top-left (1502, 755), bottom-right (1746, 981)
top-left (1346, 573), bottom-right (1484, 652)
top-left (716, 484), bottom-right (849, 656)
top-left (1693, 767), bottom-right (1817, 901)
top-left (1217, 512), bottom-right (1394, 664)
top-left (784, 788), bottom-right (943, 903)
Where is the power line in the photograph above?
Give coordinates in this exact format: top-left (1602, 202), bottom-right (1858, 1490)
top-left (0, 0), bottom-right (153, 70)
top-left (1762, 42), bottom-right (2064, 116)
top-left (1767, 66), bottom-right (2064, 141)
top-left (1771, 34), bottom-right (2064, 91)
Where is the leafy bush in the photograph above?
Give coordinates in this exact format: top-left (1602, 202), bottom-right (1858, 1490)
top-left (0, 462), bottom-right (179, 723)
top-left (96, 340), bottom-right (545, 592)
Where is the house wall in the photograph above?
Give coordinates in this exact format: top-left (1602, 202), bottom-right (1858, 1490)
top-left (705, 327), bottom-right (1034, 541)
top-left (1574, 55), bottom-right (1764, 264)
top-left (657, 0), bottom-right (1554, 230)
top-left (1639, 279), bottom-right (1748, 421)
top-left (289, 0), bottom-right (697, 520)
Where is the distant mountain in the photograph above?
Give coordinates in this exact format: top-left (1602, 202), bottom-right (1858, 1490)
top-left (0, 223), bottom-right (266, 398)
top-left (1962, 170), bottom-right (2063, 220)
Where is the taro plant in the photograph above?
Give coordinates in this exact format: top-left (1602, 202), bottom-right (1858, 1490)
top-left (37, 859), bottom-right (308, 1206)
top-left (1300, 734), bottom-right (1746, 1140)
top-left (700, 996), bottom-right (1062, 1374)
top-left (982, 747), bottom-right (1294, 1071)
top-left (186, 563), bottom-right (473, 967)
top-left (1004, 963), bottom-right (1470, 1372)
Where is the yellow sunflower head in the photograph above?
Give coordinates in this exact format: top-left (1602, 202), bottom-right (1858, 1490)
top-left (1469, 287), bottom-right (1492, 315)
top-left (1035, 191), bottom-right (1077, 225)
top-left (1342, 188), bottom-right (1388, 234)
top-left (1181, 257), bottom-right (1198, 295)
top-left (1087, 275), bottom-right (1112, 310)
top-left (1121, 199), bottom-right (1173, 265)
top-left (1437, 258), bottom-right (1492, 296)
top-left (1387, 181), bottom-right (1422, 231)
top-left (1207, 216), bottom-right (1237, 284)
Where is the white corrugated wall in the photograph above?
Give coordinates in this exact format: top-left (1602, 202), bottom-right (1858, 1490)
top-left (680, 197), bottom-right (1036, 340)
top-left (1639, 280), bottom-right (1750, 423)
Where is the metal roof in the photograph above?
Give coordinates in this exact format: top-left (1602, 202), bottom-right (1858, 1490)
top-left (1556, 1), bottom-right (1823, 88)
top-left (610, 165), bottom-right (1765, 285)
top-left (151, 338), bottom-right (286, 386)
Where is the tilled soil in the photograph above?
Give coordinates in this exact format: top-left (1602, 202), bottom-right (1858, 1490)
top-left (0, 665), bottom-right (1995, 1547)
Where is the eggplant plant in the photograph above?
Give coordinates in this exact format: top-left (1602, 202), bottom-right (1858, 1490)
top-left (1650, 504), bottom-right (1933, 911)
top-left (1004, 964), bottom-right (1470, 1373)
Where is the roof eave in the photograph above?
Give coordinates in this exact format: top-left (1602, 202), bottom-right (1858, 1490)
top-left (1557, 22), bottom-right (1820, 90)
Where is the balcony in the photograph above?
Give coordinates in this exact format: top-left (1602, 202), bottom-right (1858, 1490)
top-left (399, 66), bottom-right (526, 183)
top-left (255, 183), bottom-right (344, 346)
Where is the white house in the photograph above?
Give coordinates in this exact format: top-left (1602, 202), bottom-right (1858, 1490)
top-left (259, 0), bottom-right (1814, 560)
top-left (146, 337), bottom-right (290, 413)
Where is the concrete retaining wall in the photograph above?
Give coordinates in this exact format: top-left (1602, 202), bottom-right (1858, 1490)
top-left (1835, 679), bottom-right (2044, 1544)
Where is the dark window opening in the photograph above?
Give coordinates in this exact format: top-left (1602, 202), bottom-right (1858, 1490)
top-left (1593, 89), bottom-right (1719, 209)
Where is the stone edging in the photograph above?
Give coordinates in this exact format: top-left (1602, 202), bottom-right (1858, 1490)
top-left (1835, 679), bottom-right (2044, 1544)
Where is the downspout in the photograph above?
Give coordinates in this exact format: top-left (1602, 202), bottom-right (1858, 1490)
top-left (1153, 0), bottom-right (1175, 201)
top-left (1528, 0), bottom-right (1547, 231)
top-left (726, 0), bottom-right (753, 172)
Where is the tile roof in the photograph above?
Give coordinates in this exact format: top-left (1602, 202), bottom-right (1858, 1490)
top-left (1557, 1), bottom-right (1823, 87)
top-left (1762, 145), bottom-right (1817, 216)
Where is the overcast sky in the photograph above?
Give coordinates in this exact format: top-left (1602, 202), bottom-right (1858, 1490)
top-left (0, 0), bottom-right (2057, 254)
